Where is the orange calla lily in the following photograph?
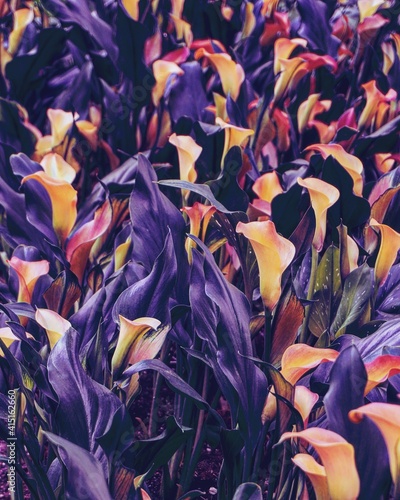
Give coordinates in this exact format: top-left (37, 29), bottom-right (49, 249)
top-left (168, 133), bottom-right (202, 183)
top-left (194, 49), bottom-right (245, 101)
top-left (381, 41), bottom-right (395, 76)
top-left (349, 403), bottom-right (400, 483)
top-left (298, 94), bottom-right (321, 134)
top-left (215, 117), bottom-right (254, 162)
top-left (8, 256), bottom-right (50, 303)
top-left (304, 144), bottom-right (363, 196)
top-left (294, 386), bottom-right (319, 426)
top-left (170, 15), bottom-right (193, 47)
top-left (251, 171), bottom-right (283, 216)
top-left (182, 203), bottom-right (216, 260)
top-left (374, 153), bottom-right (396, 174)
top-left (260, 12), bottom-right (290, 47)
top-left (292, 453), bottom-right (329, 500)
top-left (75, 120), bottom-right (98, 150)
top-left (66, 201), bottom-right (112, 284)
top-left (40, 153), bottom-right (76, 183)
top-left (358, 80), bottom-right (397, 129)
top-left (272, 107), bottom-right (290, 151)
top-left (35, 308), bottom-right (71, 349)
top-left (152, 60), bottom-right (184, 106)
top-left (297, 177), bottom-right (340, 252)
top-left (22, 171), bottom-right (78, 245)
top-left (279, 428), bottom-right (360, 500)
top-left (273, 38), bottom-right (307, 75)
top-left (281, 344), bottom-right (339, 385)
top-left (364, 354), bottom-right (400, 395)
top-left (370, 219), bottom-right (400, 286)
top-left (112, 316), bottom-right (164, 378)
top-left (236, 220), bottom-right (295, 311)
top-left (274, 57), bottom-right (309, 102)
top-left (8, 8), bottom-right (34, 56)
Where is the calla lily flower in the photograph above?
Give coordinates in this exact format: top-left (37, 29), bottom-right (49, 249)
top-left (279, 428), bottom-right (360, 500)
top-left (294, 386), bottom-right (319, 427)
top-left (381, 41), bottom-right (395, 76)
top-left (358, 80), bottom-right (397, 129)
top-left (298, 94), bottom-right (321, 134)
top-left (22, 171), bottom-right (78, 245)
top-left (8, 8), bottom-right (34, 56)
top-left (274, 57), bottom-right (309, 102)
top-left (35, 309), bottom-right (72, 349)
top-left (251, 171), bottom-right (283, 216)
top-left (170, 15), bottom-right (193, 47)
top-left (281, 344), bottom-right (339, 385)
top-left (236, 220), bottom-right (295, 311)
top-left (349, 403), bottom-right (400, 483)
top-left (40, 153), bottom-right (76, 183)
top-left (215, 117), bottom-right (254, 163)
top-left (168, 133), bottom-right (202, 183)
top-left (297, 177), bottom-right (340, 252)
top-left (0, 326), bottom-right (33, 355)
top-left (358, 0), bottom-right (385, 23)
top-left (182, 203), bottom-right (216, 260)
top-left (272, 108), bottom-right (290, 151)
top-left (260, 12), bottom-right (290, 47)
top-left (8, 256), bottom-right (50, 303)
top-left (194, 49), bottom-right (245, 101)
top-left (66, 201), bottom-right (112, 284)
top-left (114, 237), bottom-right (132, 272)
top-left (112, 316), bottom-right (165, 379)
top-left (292, 453), bottom-right (329, 500)
top-left (304, 144), bottom-right (363, 196)
top-left (261, 0), bottom-right (280, 17)
top-left (242, 2), bottom-right (256, 38)
top-left (364, 354), bottom-right (400, 395)
top-left (374, 153), bottom-right (396, 174)
top-left (152, 60), bottom-right (184, 106)
top-left (48, 109), bottom-right (77, 148)
top-left (273, 38), bottom-right (307, 75)
top-left (370, 219), bottom-right (400, 286)
top-left (121, 0), bottom-right (140, 20)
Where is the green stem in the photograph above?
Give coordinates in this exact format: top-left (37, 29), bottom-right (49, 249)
top-left (299, 246), bottom-right (318, 344)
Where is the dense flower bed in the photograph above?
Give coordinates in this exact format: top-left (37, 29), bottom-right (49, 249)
top-left (0, 0), bottom-right (399, 498)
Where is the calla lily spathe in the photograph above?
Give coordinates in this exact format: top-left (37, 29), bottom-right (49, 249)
top-left (168, 133), bottom-right (202, 183)
top-left (236, 220), bottom-right (295, 311)
top-left (297, 177), bottom-right (340, 252)
top-left (370, 219), bottom-right (400, 286)
top-left (292, 453), bottom-right (329, 500)
top-left (279, 428), bottom-right (360, 500)
top-left (152, 60), bottom-right (184, 106)
top-left (35, 308), bottom-right (72, 349)
top-left (349, 403), bottom-right (400, 484)
top-left (8, 256), bottom-right (50, 303)
top-left (40, 153), bottom-right (76, 183)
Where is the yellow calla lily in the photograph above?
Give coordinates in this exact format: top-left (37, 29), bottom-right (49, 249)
top-left (35, 308), bottom-right (71, 349)
top-left (47, 109), bottom-right (77, 148)
top-left (304, 144), bottom-right (363, 196)
top-left (358, 80), bottom-right (397, 129)
top-left (40, 153), bottom-right (76, 183)
top-left (0, 326), bottom-right (33, 355)
top-left (273, 38), bottom-right (307, 75)
top-left (194, 49), bottom-right (245, 101)
top-left (370, 219), bottom-right (400, 286)
top-left (215, 117), bottom-right (254, 163)
top-left (358, 0), bottom-right (385, 23)
top-left (170, 15), bottom-right (193, 47)
top-left (152, 60), bottom-right (184, 106)
top-left (8, 8), bottom-right (34, 56)
top-left (297, 177), bottom-right (339, 252)
top-left (279, 428), bottom-right (360, 500)
top-left (8, 256), bottom-right (50, 303)
top-left (349, 403), bottom-right (400, 484)
top-left (274, 57), bottom-right (309, 101)
top-left (236, 220), bottom-right (295, 311)
top-left (251, 171), bottom-right (283, 216)
top-left (292, 453), bottom-right (330, 500)
top-left (168, 133), bottom-right (202, 183)
top-left (121, 0), bottom-right (140, 20)
top-left (112, 316), bottom-right (165, 379)
top-left (22, 171), bottom-right (78, 245)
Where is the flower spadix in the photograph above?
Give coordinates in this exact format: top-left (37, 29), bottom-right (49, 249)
top-left (279, 428), bottom-right (360, 500)
top-left (297, 177), bottom-right (340, 252)
top-left (236, 220), bottom-right (295, 311)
